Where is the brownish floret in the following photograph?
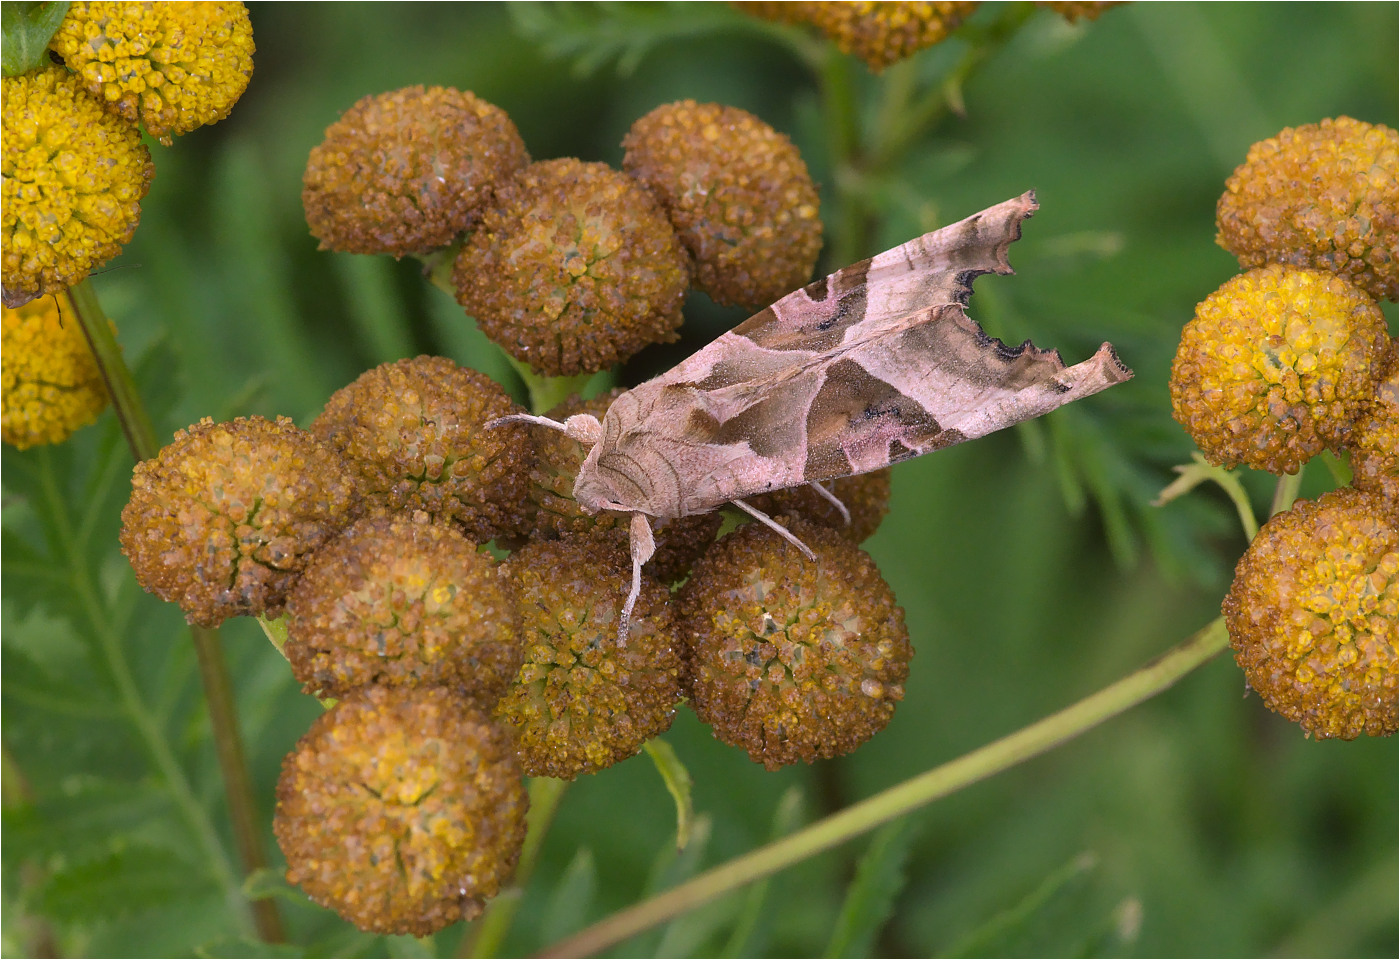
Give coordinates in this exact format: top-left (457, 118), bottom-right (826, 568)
top-left (678, 519), bottom-right (910, 770)
top-left (274, 686), bottom-right (528, 935)
top-left (736, 2), bottom-right (979, 71)
top-left (622, 100), bottom-right (822, 308)
top-left (1347, 337), bottom-right (1398, 510)
top-left (453, 158), bottom-right (688, 377)
top-left (1223, 487), bottom-right (1397, 739)
top-left (1169, 265), bottom-right (1391, 475)
top-left (312, 356), bottom-right (534, 543)
top-left (494, 539), bottom-right (682, 779)
top-left (523, 390), bottom-right (721, 582)
top-left (1217, 117), bottom-right (1398, 302)
top-left (303, 85), bottom-right (528, 256)
top-left (745, 469), bottom-right (892, 544)
top-left (119, 416), bottom-right (358, 626)
top-left (1034, 1), bottom-right (1124, 22)
top-left (284, 513), bottom-right (522, 702)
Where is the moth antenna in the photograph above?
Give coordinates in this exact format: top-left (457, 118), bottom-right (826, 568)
top-left (731, 499), bottom-right (817, 560)
top-left (807, 481), bottom-right (851, 526)
top-left (485, 412), bottom-right (603, 447)
top-left (619, 513), bottom-right (657, 646)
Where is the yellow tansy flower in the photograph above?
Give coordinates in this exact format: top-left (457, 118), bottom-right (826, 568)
top-left (50, 1), bottom-right (255, 145)
top-left (1, 292), bottom-right (109, 449)
top-left (2, 65), bottom-right (154, 309)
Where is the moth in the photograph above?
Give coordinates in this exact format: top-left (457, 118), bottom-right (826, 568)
top-left (497, 192), bottom-right (1132, 638)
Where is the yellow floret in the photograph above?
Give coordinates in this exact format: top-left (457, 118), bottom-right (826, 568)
top-left (49, 1), bottom-right (254, 145)
top-left (2, 66), bottom-right (154, 308)
top-left (1, 293), bottom-right (109, 449)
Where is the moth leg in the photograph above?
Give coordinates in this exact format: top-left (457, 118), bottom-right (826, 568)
top-left (619, 512), bottom-right (656, 646)
top-left (731, 498), bottom-right (817, 560)
top-left (485, 412), bottom-right (602, 446)
top-left (807, 481), bottom-right (851, 526)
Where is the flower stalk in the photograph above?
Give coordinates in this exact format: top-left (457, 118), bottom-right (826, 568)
top-left (66, 277), bottom-right (286, 943)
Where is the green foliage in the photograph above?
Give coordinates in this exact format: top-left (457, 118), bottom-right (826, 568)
top-left (3, 3), bottom-right (1397, 958)
top-left (0, 1), bottom-right (69, 77)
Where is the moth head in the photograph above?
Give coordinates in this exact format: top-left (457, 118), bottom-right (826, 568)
top-left (571, 460), bottom-right (633, 516)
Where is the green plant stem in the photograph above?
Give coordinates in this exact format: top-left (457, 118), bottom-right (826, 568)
top-left (1270, 466), bottom-right (1305, 516)
top-left (818, 48), bottom-right (869, 269)
top-left (66, 278), bottom-right (285, 943)
top-left (460, 777), bottom-right (571, 958)
top-left (67, 280), bottom-right (157, 463)
top-left (537, 618), bottom-right (1230, 958)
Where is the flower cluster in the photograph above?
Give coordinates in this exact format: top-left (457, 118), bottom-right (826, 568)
top-left (1168, 117), bottom-right (1398, 739)
top-left (3, 3), bottom-right (253, 307)
top-left (115, 89), bottom-right (919, 934)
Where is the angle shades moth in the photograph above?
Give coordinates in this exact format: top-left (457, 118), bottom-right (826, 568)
top-left (498, 191), bottom-right (1133, 638)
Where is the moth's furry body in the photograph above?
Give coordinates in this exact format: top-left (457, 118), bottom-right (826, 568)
top-left (504, 192), bottom-right (1134, 637)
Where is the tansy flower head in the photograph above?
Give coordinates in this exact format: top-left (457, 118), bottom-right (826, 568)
top-left (453, 158), bottom-right (689, 377)
top-left (494, 539), bottom-right (682, 780)
top-left (303, 85), bottom-right (528, 257)
top-left (1223, 487), bottom-right (1397, 739)
top-left (275, 686), bottom-right (528, 935)
top-left (311, 356), bottom-right (535, 544)
top-left (1, 293), bottom-right (108, 449)
top-left (2, 65), bottom-right (153, 308)
top-left (745, 469), bottom-right (892, 544)
top-left (1169, 265), bottom-right (1391, 475)
top-left (285, 514), bottom-right (523, 703)
top-left (49, 1), bottom-right (255, 145)
top-left (1217, 117), bottom-right (1398, 302)
top-left (739, 2), bottom-right (979, 72)
top-left (678, 519), bottom-right (911, 770)
top-left (1346, 337), bottom-right (1398, 509)
top-left (524, 389), bottom-right (722, 582)
top-left (622, 100), bottom-right (823, 308)
top-left (119, 416), bottom-right (358, 627)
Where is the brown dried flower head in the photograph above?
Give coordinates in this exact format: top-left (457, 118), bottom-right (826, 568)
top-left (303, 85), bottom-right (528, 256)
top-left (274, 686), bottom-right (528, 935)
top-left (679, 519), bottom-right (911, 770)
top-left (745, 469), bottom-right (892, 544)
top-left (312, 355), bottom-right (533, 543)
top-left (1217, 117), bottom-right (1398, 302)
top-left (119, 416), bottom-right (358, 626)
top-left (453, 158), bottom-right (689, 376)
top-left (1169, 265), bottom-right (1391, 474)
top-left (1346, 337), bottom-right (1398, 509)
top-left (494, 539), bottom-right (682, 779)
top-left (1223, 487), bottom-right (1397, 739)
top-left (739, 2), bottom-right (979, 71)
top-left (623, 100), bottom-right (822, 308)
top-left (284, 514), bottom-right (522, 702)
top-left (523, 389), bottom-right (721, 582)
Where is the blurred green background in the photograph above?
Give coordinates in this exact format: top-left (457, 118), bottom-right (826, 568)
top-left (3, 3), bottom-right (1396, 956)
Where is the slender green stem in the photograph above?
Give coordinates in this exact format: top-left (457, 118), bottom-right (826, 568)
top-left (537, 618), bottom-right (1230, 958)
top-left (460, 777), bottom-right (571, 958)
top-left (818, 48), bottom-right (869, 269)
top-left (39, 451), bottom-right (250, 932)
top-left (67, 280), bottom-right (157, 462)
top-left (65, 278), bottom-right (285, 942)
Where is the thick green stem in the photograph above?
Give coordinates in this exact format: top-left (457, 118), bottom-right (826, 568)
top-left (460, 777), bottom-right (571, 958)
top-left (65, 278), bottom-right (285, 943)
top-left (818, 49), bottom-right (870, 269)
top-left (537, 618), bottom-right (1230, 958)
top-left (1270, 466), bottom-right (1305, 517)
